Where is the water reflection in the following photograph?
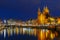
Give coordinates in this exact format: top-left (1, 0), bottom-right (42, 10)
top-left (37, 29), bottom-right (57, 40)
top-left (4, 29), bottom-right (6, 38)
top-left (0, 27), bottom-right (59, 40)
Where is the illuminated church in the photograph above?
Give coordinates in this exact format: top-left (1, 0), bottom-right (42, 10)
top-left (37, 6), bottom-right (60, 25)
top-left (37, 6), bottom-right (50, 24)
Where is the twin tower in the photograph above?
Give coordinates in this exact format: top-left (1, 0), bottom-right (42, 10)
top-left (37, 6), bottom-right (50, 24)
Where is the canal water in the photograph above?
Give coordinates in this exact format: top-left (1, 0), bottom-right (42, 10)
top-left (0, 34), bottom-right (37, 40)
top-left (0, 27), bottom-right (59, 40)
top-left (0, 27), bottom-right (37, 40)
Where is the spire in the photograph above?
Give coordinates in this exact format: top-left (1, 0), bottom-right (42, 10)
top-left (43, 6), bottom-right (49, 13)
top-left (43, 6), bottom-right (50, 18)
top-left (38, 8), bottom-right (41, 16)
top-left (45, 6), bottom-right (49, 13)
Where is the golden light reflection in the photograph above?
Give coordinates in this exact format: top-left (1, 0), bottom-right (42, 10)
top-left (16, 27), bottom-right (19, 35)
top-left (38, 29), bottom-right (46, 40)
top-left (38, 29), bottom-right (57, 40)
top-left (7, 28), bottom-right (10, 36)
top-left (50, 32), bottom-right (55, 39)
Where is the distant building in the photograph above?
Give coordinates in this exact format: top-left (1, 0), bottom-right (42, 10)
top-left (7, 19), bottom-right (16, 25)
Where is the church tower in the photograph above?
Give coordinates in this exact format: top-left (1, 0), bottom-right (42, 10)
top-left (43, 6), bottom-right (49, 14)
top-left (38, 8), bottom-right (41, 16)
top-left (43, 6), bottom-right (50, 18)
top-left (37, 8), bottom-right (46, 24)
top-left (37, 8), bottom-right (41, 24)
top-left (37, 6), bottom-right (50, 24)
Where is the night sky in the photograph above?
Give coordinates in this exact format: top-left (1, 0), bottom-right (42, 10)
top-left (0, 0), bottom-right (60, 20)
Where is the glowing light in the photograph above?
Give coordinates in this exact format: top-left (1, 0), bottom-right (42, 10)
top-left (7, 28), bottom-right (10, 36)
top-left (16, 27), bottom-right (19, 35)
top-left (50, 32), bottom-right (55, 39)
top-left (4, 29), bottom-right (6, 38)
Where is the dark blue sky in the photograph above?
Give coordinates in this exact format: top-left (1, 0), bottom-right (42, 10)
top-left (0, 0), bottom-right (60, 20)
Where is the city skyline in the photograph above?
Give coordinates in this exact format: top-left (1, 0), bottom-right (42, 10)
top-left (0, 0), bottom-right (60, 40)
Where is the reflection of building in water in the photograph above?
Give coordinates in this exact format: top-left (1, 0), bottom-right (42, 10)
top-left (37, 29), bottom-right (56, 40)
top-left (0, 27), bottom-right (37, 37)
top-left (23, 28), bottom-right (36, 36)
top-left (20, 28), bottom-right (23, 34)
top-left (0, 27), bottom-right (57, 40)
top-left (15, 27), bottom-right (19, 35)
top-left (4, 29), bottom-right (6, 38)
